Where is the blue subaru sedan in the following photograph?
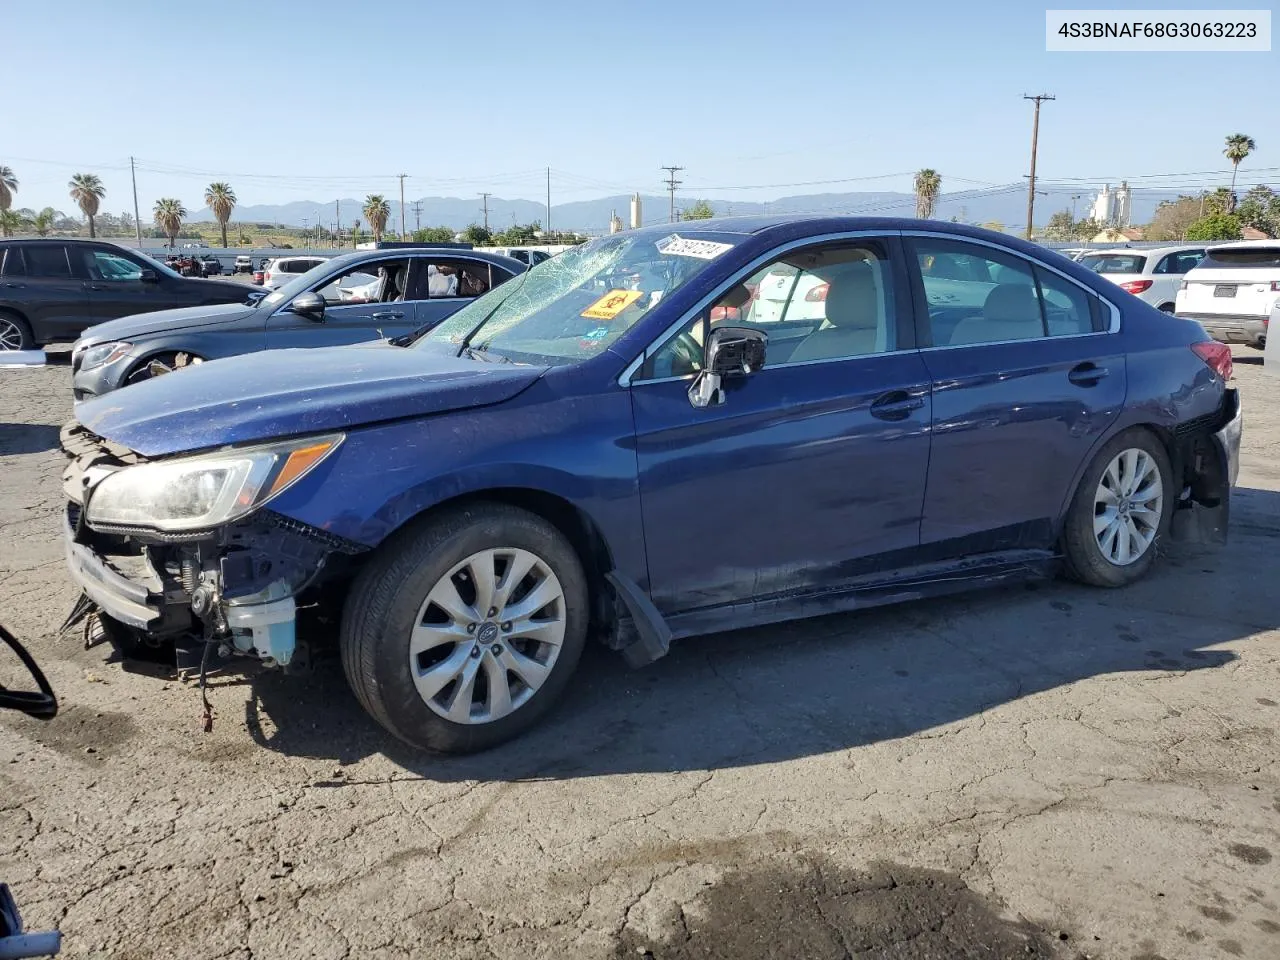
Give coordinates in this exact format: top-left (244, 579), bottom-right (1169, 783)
top-left (60, 217), bottom-right (1241, 753)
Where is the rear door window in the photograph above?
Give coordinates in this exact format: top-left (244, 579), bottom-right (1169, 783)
top-left (23, 244), bottom-right (73, 279)
top-left (0, 246), bottom-right (21, 277)
top-left (407, 259), bottom-right (501, 299)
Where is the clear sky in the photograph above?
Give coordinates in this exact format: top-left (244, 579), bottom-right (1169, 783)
top-left (4, 0), bottom-right (1277, 215)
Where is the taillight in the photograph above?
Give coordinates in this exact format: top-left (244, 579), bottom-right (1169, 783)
top-left (804, 283), bottom-right (829, 302)
top-left (1271, 281), bottom-right (1280, 292)
top-left (1191, 341), bottom-right (1233, 381)
top-left (265, 272), bottom-right (272, 282)
top-left (709, 305), bottom-right (740, 322)
top-left (1119, 280), bottom-right (1153, 294)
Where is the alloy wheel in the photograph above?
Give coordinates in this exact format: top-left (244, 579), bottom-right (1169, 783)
top-left (1093, 448), bottom-right (1164, 566)
top-left (0, 317), bottom-right (24, 350)
top-left (409, 547), bottom-right (566, 724)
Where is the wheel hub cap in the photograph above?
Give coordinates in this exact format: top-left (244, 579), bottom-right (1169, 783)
top-left (1093, 448), bottom-right (1163, 567)
top-left (408, 547), bottom-right (566, 725)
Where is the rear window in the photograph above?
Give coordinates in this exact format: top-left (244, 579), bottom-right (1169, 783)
top-left (1198, 247), bottom-right (1280, 269)
top-left (1079, 253), bottom-right (1146, 274)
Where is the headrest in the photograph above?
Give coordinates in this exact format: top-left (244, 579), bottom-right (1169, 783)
top-left (823, 262), bottom-right (879, 329)
top-left (983, 284), bottom-right (1038, 324)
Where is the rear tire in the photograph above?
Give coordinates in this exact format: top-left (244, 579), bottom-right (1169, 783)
top-left (0, 311), bottom-right (34, 351)
top-left (1062, 429), bottom-right (1173, 587)
top-left (340, 503), bottom-right (589, 754)
top-left (1157, 303), bottom-right (1175, 314)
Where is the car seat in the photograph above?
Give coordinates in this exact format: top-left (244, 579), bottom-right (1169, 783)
top-left (788, 262), bottom-right (883, 362)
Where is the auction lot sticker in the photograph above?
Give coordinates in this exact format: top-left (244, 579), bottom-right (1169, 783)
top-left (657, 235), bottom-right (734, 259)
top-left (582, 289), bottom-right (644, 320)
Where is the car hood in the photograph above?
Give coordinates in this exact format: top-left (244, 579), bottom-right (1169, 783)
top-left (76, 342), bottom-right (548, 457)
top-left (79, 302), bottom-right (259, 344)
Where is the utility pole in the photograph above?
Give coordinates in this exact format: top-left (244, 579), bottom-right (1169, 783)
top-left (412, 201), bottom-right (422, 232)
top-left (545, 168), bottom-right (551, 237)
top-left (1071, 193), bottom-right (1082, 223)
top-left (479, 192), bottom-right (490, 232)
top-left (661, 165), bottom-right (684, 223)
top-left (130, 156), bottom-right (143, 247)
top-left (1023, 94), bottom-right (1054, 240)
top-left (335, 199), bottom-right (341, 249)
top-left (397, 173), bottom-right (407, 240)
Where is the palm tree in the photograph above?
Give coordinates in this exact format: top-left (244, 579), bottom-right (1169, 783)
top-left (31, 207), bottom-right (56, 237)
top-left (204, 182), bottom-right (236, 249)
top-left (914, 169), bottom-right (942, 220)
top-left (69, 173), bottom-right (106, 238)
top-left (0, 166), bottom-right (16, 216)
top-left (1224, 133), bottom-right (1256, 209)
top-left (363, 195), bottom-right (390, 242)
top-left (0, 209), bottom-right (24, 237)
top-left (350, 218), bottom-right (362, 246)
top-left (153, 198), bottom-right (187, 248)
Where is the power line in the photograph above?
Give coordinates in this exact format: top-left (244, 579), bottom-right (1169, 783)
top-left (661, 165), bottom-right (684, 223)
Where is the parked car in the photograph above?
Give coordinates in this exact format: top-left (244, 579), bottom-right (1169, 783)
top-left (200, 255), bottom-right (224, 277)
top-left (262, 256), bottom-right (330, 290)
top-left (59, 217), bottom-right (1240, 754)
top-left (0, 239), bottom-right (252, 351)
top-left (1078, 245), bottom-right (1206, 313)
top-left (69, 248), bottom-right (525, 398)
top-left (1175, 240), bottom-right (1280, 347)
top-left (234, 255), bottom-right (253, 274)
top-left (504, 248), bottom-right (552, 267)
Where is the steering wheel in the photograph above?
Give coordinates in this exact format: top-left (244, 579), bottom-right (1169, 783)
top-left (0, 623), bottom-right (57, 719)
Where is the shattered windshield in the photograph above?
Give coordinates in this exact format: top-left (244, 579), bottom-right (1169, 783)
top-left (421, 232), bottom-right (740, 364)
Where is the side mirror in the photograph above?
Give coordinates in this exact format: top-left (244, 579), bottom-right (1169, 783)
top-left (289, 291), bottom-right (326, 322)
top-left (688, 325), bottom-right (767, 408)
top-left (138, 268), bottom-right (159, 283)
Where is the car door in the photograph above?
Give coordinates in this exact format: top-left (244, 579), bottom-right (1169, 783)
top-left (4, 244), bottom-right (94, 341)
top-left (79, 247), bottom-right (173, 321)
top-left (1150, 249), bottom-right (1205, 310)
top-left (905, 233), bottom-right (1126, 554)
top-left (628, 235), bottom-right (932, 615)
top-left (265, 257), bottom-right (414, 348)
top-left (406, 257), bottom-right (518, 335)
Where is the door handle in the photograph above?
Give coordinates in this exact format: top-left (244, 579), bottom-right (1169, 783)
top-left (371, 311), bottom-right (404, 320)
top-left (1068, 362), bottom-right (1109, 386)
top-left (3, 282), bottom-right (23, 289)
top-left (88, 284), bottom-right (103, 291)
top-left (870, 390), bottom-right (925, 421)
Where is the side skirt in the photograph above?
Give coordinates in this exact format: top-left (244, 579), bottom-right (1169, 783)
top-left (663, 549), bottom-right (1059, 646)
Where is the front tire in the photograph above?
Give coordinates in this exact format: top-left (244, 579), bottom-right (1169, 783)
top-left (0, 311), bottom-right (34, 351)
top-left (1061, 429), bottom-right (1173, 587)
top-left (340, 503), bottom-right (589, 753)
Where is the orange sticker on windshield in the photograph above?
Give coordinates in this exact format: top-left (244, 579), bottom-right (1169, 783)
top-left (581, 289), bottom-right (643, 320)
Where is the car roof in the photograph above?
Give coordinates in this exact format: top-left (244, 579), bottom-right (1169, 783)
top-left (1078, 244), bottom-right (1204, 258)
top-left (307, 247), bottom-right (528, 271)
top-left (1203, 239), bottom-right (1280, 252)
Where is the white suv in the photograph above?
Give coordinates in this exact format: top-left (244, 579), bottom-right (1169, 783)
top-left (262, 255), bottom-right (330, 290)
top-left (1175, 241), bottom-right (1280, 348)
top-left (1077, 245), bottom-right (1206, 313)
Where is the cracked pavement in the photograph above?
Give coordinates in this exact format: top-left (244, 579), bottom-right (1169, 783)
top-left (2, 348), bottom-right (1279, 959)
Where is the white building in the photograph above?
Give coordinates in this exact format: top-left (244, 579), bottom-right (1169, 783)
top-left (1090, 181), bottom-right (1132, 227)
top-left (629, 193), bottom-right (643, 229)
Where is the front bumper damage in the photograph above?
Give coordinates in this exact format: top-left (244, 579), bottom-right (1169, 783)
top-left (60, 422), bottom-right (365, 668)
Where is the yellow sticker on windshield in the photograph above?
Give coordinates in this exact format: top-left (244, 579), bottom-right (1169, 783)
top-left (581, 289), bottom-right (643, 320)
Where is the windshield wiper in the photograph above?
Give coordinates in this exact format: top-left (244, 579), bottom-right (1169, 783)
top-left (463, 344), bottom-right (512, 364)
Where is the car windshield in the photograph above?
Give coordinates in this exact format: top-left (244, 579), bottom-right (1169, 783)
top-left (420, 232), bottom-right (739, 364)
top-left (1079, 253), bottom-right (1147, 274)
top-left (260, 257), bottom-right (346, 307)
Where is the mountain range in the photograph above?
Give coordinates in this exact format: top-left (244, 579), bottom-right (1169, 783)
top-left (185, 186), bottom-right (1193, 234)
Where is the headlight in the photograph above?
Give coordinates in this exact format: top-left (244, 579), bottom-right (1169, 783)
top-left (86, 434), bottom-right (344, 532)
top-left (78, 341), bottom-right (133, 372)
